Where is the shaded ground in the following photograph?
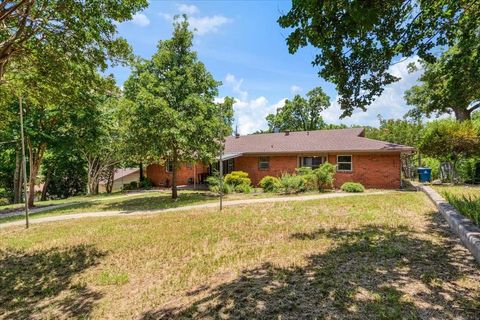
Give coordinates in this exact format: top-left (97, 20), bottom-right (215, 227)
top-left (0, 192), bottom-right (479, 319)
top-left (0, 245), bottom-right (105, 319)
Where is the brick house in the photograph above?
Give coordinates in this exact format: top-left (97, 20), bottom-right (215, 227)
top-left (146, 128), bottom-right (414, 189)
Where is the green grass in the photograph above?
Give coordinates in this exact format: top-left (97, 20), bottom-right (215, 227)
top-left (433, 185), bottom-right (480, 226)
top-left (0, 189), bottom-right (341, 224)
top-left (0, 192), bottom-right (479, 319)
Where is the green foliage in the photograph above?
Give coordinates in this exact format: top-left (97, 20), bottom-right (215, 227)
top-left (295, 167), bottom-right (317, 191)
top-left (313, 163), bottom-right (336, 191)
top-left (266, 87), bottom-right (329, 132)
top-left (365, 117), bottom-right (422, 148)
top-left (421, 157), bottom-right (441, 181)
top-left (443, 192), bottom-right (480, 226)
top-left (280, 173), bottom-right (306, 194)
top-left (341, 182), bottom-right (365, 193)
top-left (234, 184), bottom-right (253, 194)
top-left (278, 1), bottom-right (480, 116)
top-left (405, 38), bottom-right (480, 121)
top-left (139, 178), bottom-right (154, 190)
top-left (41, 149), bottom-right (87, 199)
top-left (0, 0), bottom-right (148, 80)
top-left (420, 119), bottom-right (480, 162)
top-left (224, 171), bottom-right (251, 187)
top-left (0, 198), bottom-right (9, 206)
top-left (206, 174), bottom-right (232, 194)
top-left (122, 17), bottom-right (234, 199)
top-left (259, 176), bottom-right (282, 193)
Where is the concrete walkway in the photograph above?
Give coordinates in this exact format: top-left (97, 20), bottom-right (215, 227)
top-left (0, 191), bottom-right (390, 229)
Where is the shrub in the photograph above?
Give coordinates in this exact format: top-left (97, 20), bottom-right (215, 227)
top-left (313, 163), bottom-right (336, 191)
top-left (234, 184), bottom-right (253, 193)
top-left (129, 181), bottom-right (139, 190)
top-left (139, 178), bottom-right (153, 190)
top-left (341, 182), bottom-right (365, 193)
top-left (259, 176), bottom-right (282, 193)
top-left (0, 198), bottom-right (9, 206)
top-left (209, 183), bottom-right (233, 194)
top-left (280, 173), bottom-right (306, 194)
top-left (224, 171), bottom-right (251, 187)
top-left (295, 167), bottom-right (316, 191)
top-left (206, 175), bottom-right (233, 194)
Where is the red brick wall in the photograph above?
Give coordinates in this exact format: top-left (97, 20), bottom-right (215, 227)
top-left (146, 163), bottom-right (209, 187)
top-left (147, 153), bottom-right (402, 189)
top-left (328, 153), bottom-right (401, 189)
top-left (234, 156), bottom-right (298, 186)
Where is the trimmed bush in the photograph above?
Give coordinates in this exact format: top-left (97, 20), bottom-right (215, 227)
top-left (234, 184), bottom-right (253, 194)
top-left (259, 176), bottom-right (282, 193)
top-left (280, 173), bottom-right (306, 194)
top-left (224, 171), bottom-right (251, 187)
top-left (0, 198), bottom-right (9, 206)
top-left (341, 182), bottom-right (365, 193)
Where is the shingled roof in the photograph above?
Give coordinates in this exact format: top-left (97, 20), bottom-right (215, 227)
top-left (224, 128), bottom-right (414, 154)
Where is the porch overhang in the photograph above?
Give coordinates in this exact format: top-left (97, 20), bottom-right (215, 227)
top-left (218, 152), bottom-right (243, 161)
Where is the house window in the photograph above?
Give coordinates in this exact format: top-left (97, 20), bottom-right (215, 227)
top-left (300, 156), bottom-right (326, 169)
top-left (166, 161), bottom-right (173, 173)
top-left (337, 155), bottom-right (352, 171)
top-left (258, 156), bottom-right (270, 170)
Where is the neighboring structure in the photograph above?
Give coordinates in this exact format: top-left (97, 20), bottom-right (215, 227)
top-left (146, 128), bottom-right (415, 189)
top-left (99, 168), bottom-right (140, 193)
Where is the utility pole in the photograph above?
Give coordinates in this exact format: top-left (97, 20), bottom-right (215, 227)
top-left (19, 96), bottom-right (29, 228)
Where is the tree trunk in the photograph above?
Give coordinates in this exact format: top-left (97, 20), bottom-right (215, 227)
top-left (139, 162), bottom-right (144, 182)
top-left (171, 157), bottom-right (178, 199)
top-left (453, 108), bottom-right (471, 121)
top-left (27, 142), bottom-right (46, 208)
top-left (13, 148), bottom-right (22, 203)
top-left (41, 174), bottom-right (50, 201)
top-left (105, 165), bottom-right (115, 193)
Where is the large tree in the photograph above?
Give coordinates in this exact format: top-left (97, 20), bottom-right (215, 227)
top-left (278, 0), bottom-right (480, 117)
top-left (123, 17), bottom-right (234, 199)
top-left (0, 0), bottom-right (147, 81)
top-left (266, 87), bottom-right (330, 132)
top-left (405, 31), bottom-right (480, 121)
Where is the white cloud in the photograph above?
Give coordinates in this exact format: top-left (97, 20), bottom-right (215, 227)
top-left (222, 73), bottom-right (287, 134)
top-left (189, 15), bottom-right (231, 35)
top-left (233, 97), bottom-right (286, 135)
top-left (225, 74), bottom-right (248, 101)
top-left (159, 6), bottom-right (231, 36)
top-left (290, 85), bottom-right (302, 94)
top-left (321, 56), bottom-right (422, 127)
top-left (178, 4), bottom-right (199, 15)
top-left (131, 13), bottom-right (150, 27)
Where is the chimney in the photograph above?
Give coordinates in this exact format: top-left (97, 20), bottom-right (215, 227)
top-left (285, 130), bottom-right (290, 136)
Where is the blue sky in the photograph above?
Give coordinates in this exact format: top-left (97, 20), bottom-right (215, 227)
top-left (112, 1), bottom-right (422, 134)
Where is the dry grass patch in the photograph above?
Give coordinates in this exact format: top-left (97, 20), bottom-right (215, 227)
top-left (0, 192), bottom-right (479, 319)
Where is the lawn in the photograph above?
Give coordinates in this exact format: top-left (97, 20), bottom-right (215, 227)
top-left (0, 189), bottom-right (341, 224)
top-left (1, 192), bottom-right (479, 319)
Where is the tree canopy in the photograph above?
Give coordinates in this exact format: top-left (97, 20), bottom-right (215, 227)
top-left (0, 0), bottom-right (147, 81)
top-left (123, 16), bottom-right (234, 199)
top-left (278, 0), bottom-right (480, 117)
top-left (266, 87), bottom-right (330, 132)
top-left (405, 33), bottom-right (480, 121)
